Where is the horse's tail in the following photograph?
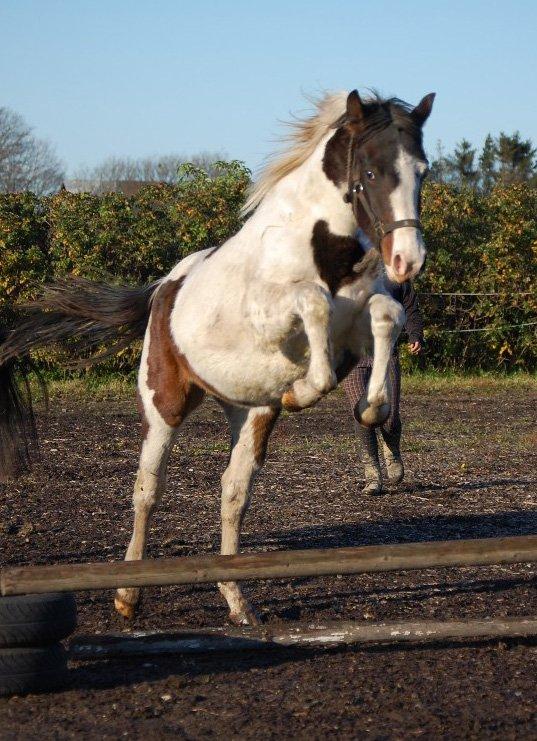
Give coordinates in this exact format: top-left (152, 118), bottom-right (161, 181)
top-left (0, 277), bottom-right (160, 481)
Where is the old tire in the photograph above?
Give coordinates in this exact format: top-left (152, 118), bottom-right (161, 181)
top-left (0, 644), bottom-right (68, 696)
top-left (0, 593), bottom-right (77, 648)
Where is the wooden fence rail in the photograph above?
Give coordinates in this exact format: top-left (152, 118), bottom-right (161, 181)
top-left (2, 534), bottom-right (537, 597)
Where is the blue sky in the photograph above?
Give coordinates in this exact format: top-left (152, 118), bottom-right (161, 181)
top-left (1, 0), bottom-right (535, 177)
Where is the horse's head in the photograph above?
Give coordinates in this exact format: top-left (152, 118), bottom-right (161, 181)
top-left (339, 91), bottom-right (435, 283)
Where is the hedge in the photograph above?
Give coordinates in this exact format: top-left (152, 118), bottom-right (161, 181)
top-left (417, 182), bottom-right (537, 371)
top-left (0, 165), bottom-right (535, 372)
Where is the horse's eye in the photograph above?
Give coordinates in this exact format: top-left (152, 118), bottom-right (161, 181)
top-left (366, 170), bottom-right (375, 181)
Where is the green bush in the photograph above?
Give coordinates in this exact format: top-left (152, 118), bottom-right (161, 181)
top-left (0, 161), bottom-right (250, 372)
top-left (0, 192), bottom-right (50, 310)
top-left (414, 182), bottom-right (537, 371)
top-left (0, 168), bottom-right (535, 373)
top-left (46, 160), bottom-right (250, 283)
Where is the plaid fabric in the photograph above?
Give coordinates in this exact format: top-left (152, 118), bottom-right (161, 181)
top-left (342, 354), bottom-right (401, 437)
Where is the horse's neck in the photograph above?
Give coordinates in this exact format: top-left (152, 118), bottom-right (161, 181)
top-left (240, 136), bottom-right (355, 265)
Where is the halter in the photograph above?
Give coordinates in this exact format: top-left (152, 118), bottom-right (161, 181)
top-left (343, 133), bottom-right (422, 245)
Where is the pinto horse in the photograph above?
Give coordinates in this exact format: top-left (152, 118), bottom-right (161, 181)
top-left (0, 90), bottom-right (434, 624)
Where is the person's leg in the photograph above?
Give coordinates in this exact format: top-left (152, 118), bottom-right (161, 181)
top-left (380, 354), bottom-right (404, 484)
top-left (342, 364), bottom-right (383, 495)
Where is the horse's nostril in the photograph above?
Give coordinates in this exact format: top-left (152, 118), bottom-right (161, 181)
top-left (393, 254), bottom-right (410, 276)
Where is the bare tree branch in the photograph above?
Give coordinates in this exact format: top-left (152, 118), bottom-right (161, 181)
top-left (0, 107), bottom-right (64, 195)
top-left (72, 151), bottom-right (226, 191)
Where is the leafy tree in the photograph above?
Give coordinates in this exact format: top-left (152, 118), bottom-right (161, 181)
top-left (445, 139), bottom-right (479, 188)
top-left (430, 131), bottom-right (536, 192)
top-left (479, 134), bottom-right (496, 193)
top-left (494, 131), bottom-right (536, 185)
top-left (428, 140), bottom-right (449, 183)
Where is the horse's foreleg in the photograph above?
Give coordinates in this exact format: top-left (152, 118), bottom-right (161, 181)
top-left (218, 404), bottom-right (279, 625)
top-left (353, 294), bottom-right (404, 428)
top-left (282, 285), bottom-right (336, 410)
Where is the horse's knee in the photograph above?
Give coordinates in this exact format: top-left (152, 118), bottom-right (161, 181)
top-left (296, 284), bottom-right (332, 324)
top-left (369, 295), bottom-right (405, 335)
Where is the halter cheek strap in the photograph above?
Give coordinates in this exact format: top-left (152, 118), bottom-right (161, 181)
top-left (344, 140), bottom-right (423, 244)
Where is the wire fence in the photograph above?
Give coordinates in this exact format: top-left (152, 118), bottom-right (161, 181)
top-left (430, 321), bottom-right (537, 334)
top-left (420, 291), bottom-right (534, 297)
top-left (417, 291), bottom-right (536, 335)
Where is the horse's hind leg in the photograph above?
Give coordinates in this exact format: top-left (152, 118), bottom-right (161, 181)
top-left (218, 403), bottom-right (280, 625)
top-left (114, 384), bottom-right (204, 618)
top-left (114, 412), bottom-right (176, 618)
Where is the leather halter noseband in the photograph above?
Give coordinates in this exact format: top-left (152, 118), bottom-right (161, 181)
top-left (343, 135), bottom-right (422, 244)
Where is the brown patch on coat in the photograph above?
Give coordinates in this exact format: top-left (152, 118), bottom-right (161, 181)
top-left (136, 388), bottom-right (149, 440)
top-left (311, 220), bottom-right (365, 296)
top-left (145, 278), bottom-right (253, 426)
top-left (380, 232), bottom-right (394, 268)
top-left (322, 127), bottom-right (351, 187)
top-left (252, 408), bottom-right (280, 466)
top-left (145, 278), bottom-right (205, 427)
top-left (281, 389), bottom-right (302, 412)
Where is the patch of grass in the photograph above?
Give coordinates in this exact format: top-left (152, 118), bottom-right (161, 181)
top-left (30, 372), bottom-right (136, 402)
top-left (402, 370), bottom-right (537, 395)
top-left (26, 369), bottom-right (537, 405)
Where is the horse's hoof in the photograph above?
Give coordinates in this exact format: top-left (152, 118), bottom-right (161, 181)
top-left (228, 607), bottom-right (261, 627)
top-left (282, 378), bottom-right (323, 410)
top-left (114, 596), bottom-right (136, 619)
top-left (354, 396), bottom-right (390, 428)
top-left (281, 390), bottom-right (301, 412)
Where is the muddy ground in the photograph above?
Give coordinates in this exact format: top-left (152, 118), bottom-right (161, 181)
top-left (1, 380), bottom-right (536, 739)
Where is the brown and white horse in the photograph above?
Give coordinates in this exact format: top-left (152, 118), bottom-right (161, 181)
top-left (0, 90), bottom-right (434, 624)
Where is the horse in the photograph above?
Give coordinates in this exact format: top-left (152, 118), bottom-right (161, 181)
top-left (0, 89), bottom-right (434, 625)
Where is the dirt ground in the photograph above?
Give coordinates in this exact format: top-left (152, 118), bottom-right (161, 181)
top-left (1, 378), bottom-right (536, 740)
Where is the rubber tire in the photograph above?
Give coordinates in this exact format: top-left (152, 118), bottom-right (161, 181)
top-left (0, 593), bottom-right (77, 648)
top-left (0, 644), bottom-right (68, 696)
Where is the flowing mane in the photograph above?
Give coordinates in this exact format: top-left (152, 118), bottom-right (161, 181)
top-left (241, 91), bottom-right (421, 217)
top-left (241, 91), bottom-right (348, 216)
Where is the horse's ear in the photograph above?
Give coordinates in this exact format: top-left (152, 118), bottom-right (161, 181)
top-left (346, 90), bottom-right (365, 124)
top-left (412, 93), bottom-right (436, 126)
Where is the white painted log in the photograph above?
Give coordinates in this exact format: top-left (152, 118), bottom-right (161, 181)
top-left (70, 617), bottom-right (537, 658)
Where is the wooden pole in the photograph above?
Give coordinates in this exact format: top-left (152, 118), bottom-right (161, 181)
top-left (71, 617), bottom-right (537, 658)
top-left (2, 534), bottom-right (537, 596)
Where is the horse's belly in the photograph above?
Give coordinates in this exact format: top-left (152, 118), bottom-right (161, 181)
top-left (172, 291), bottom-right (306, 406)
top-left (184, 335), bottom-right (304, 405)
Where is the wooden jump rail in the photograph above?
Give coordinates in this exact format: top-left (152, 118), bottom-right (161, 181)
top-left (2, 533), bottom-right (537, 596)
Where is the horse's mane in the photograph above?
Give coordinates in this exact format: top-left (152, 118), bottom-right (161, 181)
top-left (241, 91), bottom-right (418, 217)
top-left (241, 91), bottom-right (348, 216)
